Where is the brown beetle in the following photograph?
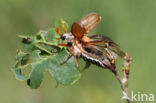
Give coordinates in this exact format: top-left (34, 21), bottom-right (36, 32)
top-left (55, 13), bottom-right (125, 71)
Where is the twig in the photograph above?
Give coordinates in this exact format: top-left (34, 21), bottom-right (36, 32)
top-left (111, 53), bottom-right (132, 103)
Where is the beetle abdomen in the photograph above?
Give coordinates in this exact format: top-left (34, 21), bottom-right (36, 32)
top-left (81, 52), bottom-right (115, 70)
top-left (81, 53), bottom-right (104, 68)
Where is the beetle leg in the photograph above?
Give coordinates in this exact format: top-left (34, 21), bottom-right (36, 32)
top-left (55, 28), bottom-right (62, 36)
top-left (57, 43), bottom-right (68, 47)
top-left (75, 56), bottom-right (79, 67)
top-left (60, 46), bottom-right (74, 65)
top-left (60, 54), bottom-right (72, 65)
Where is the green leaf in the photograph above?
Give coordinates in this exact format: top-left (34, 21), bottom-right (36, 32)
top-left (44, 28), bottom-right (60, 44)
top-left (15, 50), bottom-right (29, 66)
top-left (15, 50), bottom-right (28, 62)
top-left (19, 35), bottom-right (37, 52)
top-left (12, 68), bottom-right (29, 81)
top-left (35, 29), bottom-right (63, 54)
top-left (48, 49), bottom-right (81, 85)
top-left (29, 50), bottom-right (41, 62)
top-left (27, 49), bottom-right (81, 89)
top-left (12, 19), bottom-right (81, 89)
top-left (55, 18), bottom-right (68, 33)
top-left (27, 61), bottom-right (46, 89)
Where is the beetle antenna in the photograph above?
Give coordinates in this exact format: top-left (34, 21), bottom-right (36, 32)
top-left (55, 28), bottom-right (63, 36)
top-left (61, 20), bottom-right (66, 33)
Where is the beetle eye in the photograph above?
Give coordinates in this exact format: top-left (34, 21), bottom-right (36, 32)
top-left (61, 36), bottom-right (66, 40)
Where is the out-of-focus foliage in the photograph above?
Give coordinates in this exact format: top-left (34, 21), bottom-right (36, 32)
top-left (0, 0), bottom-right (156, 103)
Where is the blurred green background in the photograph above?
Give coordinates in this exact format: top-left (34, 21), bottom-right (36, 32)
top-left (0, 0), bottom-right (156, 103)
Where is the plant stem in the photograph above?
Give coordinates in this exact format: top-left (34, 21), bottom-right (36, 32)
top-left (37, 41), bottom-right (57, 46)
top-left (34, 44), bottom-right (52, 55)
top-left (113, 69), bottom-right (131, 103)
top-left (111, 53), bottom-right (132, 103)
